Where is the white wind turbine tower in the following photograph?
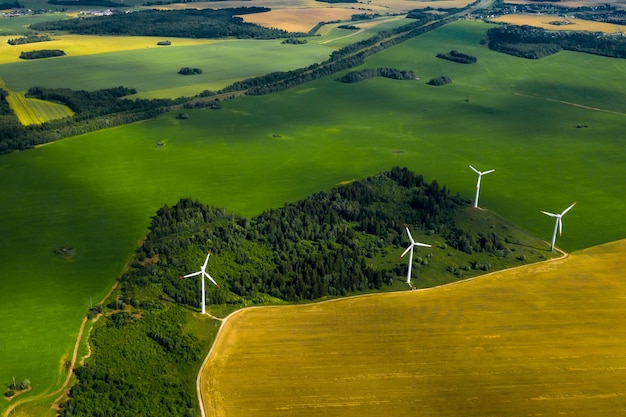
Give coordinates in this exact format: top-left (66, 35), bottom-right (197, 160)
top-left (541, 202), bottom-right (576, 252)
top-left (401, 225), bottom-right (431, 287)
top-left (469, 165), bottom-right (495, 208)
top-left (181, 251), bottom-right (218, 314)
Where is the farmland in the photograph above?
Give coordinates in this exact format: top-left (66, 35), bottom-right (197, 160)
top-left (202, 238), bottom-right (626, 417)
top-left (0, 15), bottom-right (625, 416)
top-left (6, 90), bottom-right (73, 124)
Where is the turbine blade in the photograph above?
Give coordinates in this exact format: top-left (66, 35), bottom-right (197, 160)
top-left (541, 211), bottom-right (558, 217)
top-left (469, 165), bottom-right (480, 174)
top-left (182, 271), bottom-right (202, 279)
top-left (558, 217), bottom-right (563, 236)
top-left (561, 202), bottom-right (576, 216)
top-left (202, 251), bottom-right (211, 270)
top-left (205, 272), bottom-right (219, 287)
top-left (415, 242), bottom-right (432, 248)
top-left (483, 169), bottom-right (495, 175)
top-left (405, 226), bottom-right (416, 245)
top-left (401, 245), bottom-right (412, 258)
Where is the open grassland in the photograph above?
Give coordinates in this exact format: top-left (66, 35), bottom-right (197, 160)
top-left (1, 20), bottom-right (625, 414)
top-left (0, 35), bottom-right (216, 65)
top-left (6, 91), bottom-right (73, 125)
top-left (0, 14), bottom-right (69, 36)
top-left (202, 239), bottom-right (626, 417)
top-left (489, 14), bottom-right (626, 33)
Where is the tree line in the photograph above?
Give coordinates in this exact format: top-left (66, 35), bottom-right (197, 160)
top-left (436, 50), bottom-right (477, 64)
top-left (7, 35), bottom-right (52, 45)
top-left (30, 7), bottom-right (302, 39)
top-left (487, 24), bottom-right (626, 59)
top-left (337, 67), bottom-right (416, 83)
top-left (19, 49), bottom-right (65, 59)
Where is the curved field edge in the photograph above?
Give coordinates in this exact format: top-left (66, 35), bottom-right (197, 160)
top-left (200, 239), bottom-right (626, 417)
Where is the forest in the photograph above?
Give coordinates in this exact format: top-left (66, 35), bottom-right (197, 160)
top-left (486, 24), bottom-right (626, 59)
top-left (58, 167), bottom-right (544, 416)
top-left (30, 7), bottom-right (302, 39)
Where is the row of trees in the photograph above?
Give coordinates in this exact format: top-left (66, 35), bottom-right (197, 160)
top-left (487, 24), bottom-right (626, 59)
top-left (436, 50), bottom-right (477, 64)
top-left (337, 67), bottom-right (416, 83)
top-left (7, 35), bottom-right (52, 45)
top-left (19, 49), bottom-right (65, 59)
top-left (30, 8), bottom-right (302, 39)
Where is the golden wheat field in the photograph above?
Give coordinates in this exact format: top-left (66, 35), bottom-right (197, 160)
top-left (489, 14), bottom-right (626, 32)
top-left (0, 35), bottom-right (215, 64)
top-left (238, 8), bottom-right (365, 32)
top-left (504, 0), bottom-right (626, 7)
top-left (201, 239), bottom-right (626, 417)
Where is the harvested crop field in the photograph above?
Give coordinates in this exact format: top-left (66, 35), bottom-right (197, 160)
top-left (489, 14), bottom-right (626, 32)
top-left (201, 239), bottom-right (626, 417)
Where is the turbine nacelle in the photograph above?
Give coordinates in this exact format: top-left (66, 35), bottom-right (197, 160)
top-left (469, 165), bottom-right (495, 208)
top-left (401, 225), bottom-right (432, 286)
top-left (181, 250), bottom-right (219, 314)
top-left (541, 202), bottom-right (576, 251)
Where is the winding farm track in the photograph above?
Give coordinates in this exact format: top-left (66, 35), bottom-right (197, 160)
top-left (197, 246), bottom-right (569, 417)
top-left (2, 283), bottom-right (118, 417)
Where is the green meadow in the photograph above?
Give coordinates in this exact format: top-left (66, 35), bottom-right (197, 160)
top-left (1, 19), bottom-right (625, 413)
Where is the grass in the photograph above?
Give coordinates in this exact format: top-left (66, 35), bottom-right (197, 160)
top-left (201, 239), bottom-right (626, 417)
top-left (1, 19), bottom-right (625, 413)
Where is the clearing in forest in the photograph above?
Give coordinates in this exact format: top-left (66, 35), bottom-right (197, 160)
top-left (201, 239), bottom-right (626, 417)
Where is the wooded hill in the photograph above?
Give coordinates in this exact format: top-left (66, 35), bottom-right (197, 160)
top-left (30, 7), bottom-right (301, 38)
top-left (58, 167), bottom-right (553, 416)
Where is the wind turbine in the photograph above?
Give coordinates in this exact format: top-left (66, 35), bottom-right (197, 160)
top-left (469, 165), bottom-right (495, 208)
top-left (181, 251), bottom-right (218, 314)
top-left (541, 202), bottom-right (576, 252)
top-left (401, 225), bottom-right (431, 287)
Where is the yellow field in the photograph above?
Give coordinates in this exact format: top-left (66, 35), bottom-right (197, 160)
top-left (504, 0), bottom-right (626, 7)
top-left (0, 35), bottom-right (216, 65)
top-left (201, 239), bottom-right (626, 416)
top-left (490, 14), bottom-right (626, 33)
top-left (6, 91), bottom-right (74, 125)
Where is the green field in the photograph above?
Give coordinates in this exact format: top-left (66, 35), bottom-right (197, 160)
top-left (202, 239), bottom-right (626, 416)
top-left (0, 39), bottom-right (334, 98)
top-left (1, 20), bottom-right (625, 414)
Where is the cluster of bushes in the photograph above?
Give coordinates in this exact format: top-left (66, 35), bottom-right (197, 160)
top-left (178, 67), bottom-right (202, 75)
top-left (7, 35), bottom-right (52, 45)
top-left (487, 24), bottom-right (626, 59)
top-left (19, 49), bottom-right (65, 59)
top-left (337, 67), bottom-right (415, 83)
top-left (436, 50), bottom-right (477, 64)
top-left (282, 38), bottom-right (307, 44)
top-left (427, 76), bottom-right (452, 86)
